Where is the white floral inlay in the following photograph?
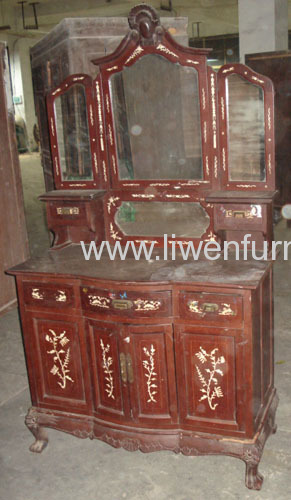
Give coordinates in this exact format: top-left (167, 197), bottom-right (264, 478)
top-left (195, 346), bottom-right (225, 410)
top-left (31, 288), bottom-right (44, 300)
top-left (55, 290), bottom-right (67, 302)
top-left (134, 299), bottom-right (161, 311)
top-left (100, 339), bottom-right (115, 399)
top-left (46, 329), bottom-right (74, 389)
top-left (143, 345), bottom-right (158, 403)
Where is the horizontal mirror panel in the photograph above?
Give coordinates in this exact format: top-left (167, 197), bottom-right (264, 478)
top-left (226, 74), bottom-right (265, 182)
top-left (54, 84), bottom-right (93, 182)
top-left (110, 54), bottom-right (203, 181)
top-left (115, 201), bottom-right (209, 238)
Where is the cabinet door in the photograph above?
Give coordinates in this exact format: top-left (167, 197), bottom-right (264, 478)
top-left (125, 324), bottom-right (178, 426)
top-left (25, 313), bottom-right (92, 413)
top-left (87, 319), bottom-right (131, 422)
top-left (175, 325), bottom-right (245, 435)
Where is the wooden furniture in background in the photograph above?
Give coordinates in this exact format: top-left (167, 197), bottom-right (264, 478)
top-left (0, 43), bottom-right (29, 314)
top-left (245, 51), bottom-right (291, 209)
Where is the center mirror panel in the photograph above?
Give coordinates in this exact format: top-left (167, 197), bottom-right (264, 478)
top-left (54, 84), bottom-right (93, 182)
top-left (109, 54), bottom-right (203, 181)
top-left (115, 201), bottom-right (210, 238)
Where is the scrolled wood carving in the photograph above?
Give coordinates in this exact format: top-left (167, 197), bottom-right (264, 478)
top-left (99, 433), bottom-right (178, 453)
top-left (128, 4), bottom-right (163, 45)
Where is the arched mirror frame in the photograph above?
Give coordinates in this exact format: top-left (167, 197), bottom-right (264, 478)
top-left (47, 74), bottom-right (102, 189)
top-left (92, 6), bottom-right (215, 193)
top-left (218, 63), bottom-right (275, 191)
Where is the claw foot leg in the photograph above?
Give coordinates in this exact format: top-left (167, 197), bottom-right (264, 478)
top-left (25, 409), bottom-right (48, 453)
top-left (245, 461), bottom-right (264, 490)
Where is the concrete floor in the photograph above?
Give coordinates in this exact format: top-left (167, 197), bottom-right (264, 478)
top-left (0, 153), bottom-right (291, 499)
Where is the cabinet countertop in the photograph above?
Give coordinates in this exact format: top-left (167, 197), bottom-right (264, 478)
top-left (8, 244), bottom-right (272, 289)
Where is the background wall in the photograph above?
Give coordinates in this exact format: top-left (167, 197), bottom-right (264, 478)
top-left (0, 0), bottom-right (291, 151)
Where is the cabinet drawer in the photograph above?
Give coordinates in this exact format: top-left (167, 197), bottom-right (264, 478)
top-left (81, 287), bottom-right (171, 318)
top-left (214, 203), bottom-right (266, 230)
top-left (23, 282), bottom-right (75, 309)
top-left (48, 201), bottom-right (87, 226)
top-left (179, 291), bottom-right (243, 327)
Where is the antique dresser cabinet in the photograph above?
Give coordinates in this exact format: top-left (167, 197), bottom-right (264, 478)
top-left (9, 5), bottom-right (278, 491)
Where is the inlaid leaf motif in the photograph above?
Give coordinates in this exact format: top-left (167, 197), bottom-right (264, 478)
top-left (142, 345), bottom-right (158, 403)
top-left (195, 346), bottom-right (225, 410)
top-left (46, 329), bottom-right (74, 389)
top-left (100, 339), bottom-right (115, 399)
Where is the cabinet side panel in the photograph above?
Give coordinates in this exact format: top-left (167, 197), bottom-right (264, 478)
top-left (262, 272), bottom-right (272, 400)
top-left (252, 287), bottom-right (262, 422)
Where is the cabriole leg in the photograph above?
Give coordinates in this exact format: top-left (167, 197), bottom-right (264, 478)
top-left (244, 457), bottom-right (264, 490)
top-left (25, 408), bottom-right (48, 453)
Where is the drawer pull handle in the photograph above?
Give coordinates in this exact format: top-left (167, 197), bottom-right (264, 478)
top-left (56, 206), bottom-right (79, 215)
top-left (202, 302), bottom-right (219, 313)
top-left (112, 299), bottom-right (133, 310)
top-left (225, 208), bottom-right (260, 219)
top-left (233, 210), bottom-right (246, 218)
top-left (126, 353), bottom-right (134, 383)
top-left (119, 353), bottom-right (127, 383)
top-left (226, 209), bottom-right (247, 218)
top-left (188, 300), bottom-right (235, 317)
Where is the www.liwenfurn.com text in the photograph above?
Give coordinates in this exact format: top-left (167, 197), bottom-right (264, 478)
top-left (80, 234), bottom-right (291, 261)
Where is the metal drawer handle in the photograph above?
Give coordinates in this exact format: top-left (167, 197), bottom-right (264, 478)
top-left (56, 206), bottom-right (79, 215)
top-left (126, 353), bottom-right (134, 383)
top-left (188, 300), bottom-right (235, 317)
top-left (119, 352), bottom-right (127, 383)
top-left (112, 299), bottom-right (133, 310)
top-left (233, 210), bottom-right (246, 218)
top-left (225, 209), bottom-right (258, 219)
top-left (202, 302), bottom-right (219, 313)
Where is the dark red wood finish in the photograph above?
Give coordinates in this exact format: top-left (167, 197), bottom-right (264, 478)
top-left (104, 190), bottom-right (216, 247)
top-left (42, 7), bottom-right (276, 250)
top-left (96, 44), bottom-right (212, 193)
top-left (39, 190), bottom-right (106, 249)
top-left (207, 65), bottom-right (220, 191)
top-left (9, 250), bottom-right (278, 489)
top-left (206, 191), bottom-right (274, 251)
top-left (217, 64), bottom-right (275, 192)
top-left (47, 74), bottom-right (102, 189)
top-left (8, 4), bottom-right (279, 491)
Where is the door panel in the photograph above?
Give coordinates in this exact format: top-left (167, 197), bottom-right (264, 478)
top-left (126, 324), bottom-right (178, 426)
top-left (175, 325), bottom-right (245, 433)
top-left (87, 320), bottom-right (131, 421)
top-left (28, 315), bottom-right (91, 413)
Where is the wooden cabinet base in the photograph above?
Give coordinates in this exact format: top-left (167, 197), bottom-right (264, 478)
top-left (25, 390), bottom-right (278, 490)
top-left (9, 248), bottom-right (278, 491)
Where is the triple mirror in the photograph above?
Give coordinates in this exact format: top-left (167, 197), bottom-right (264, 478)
top-left (46, 26), bottom-right (274, 246)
